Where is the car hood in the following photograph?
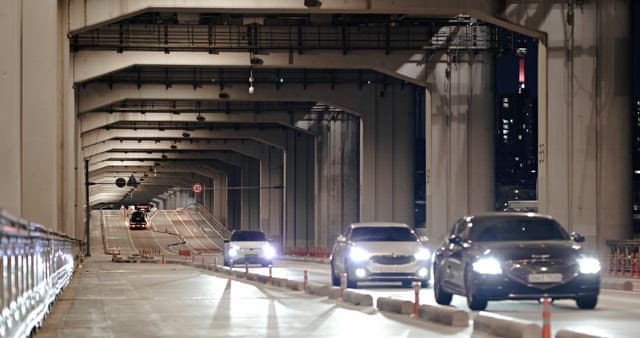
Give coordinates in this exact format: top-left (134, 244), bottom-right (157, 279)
top-left (352, 241), bottom-right (425, 256)
top-left (474, 240), bottom-right (582, 261)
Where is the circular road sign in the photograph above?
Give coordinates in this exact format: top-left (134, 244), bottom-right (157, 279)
top-left (192, 183), bottom-right (203, 194)
top-left (115, 177), bottom-right (127, 188)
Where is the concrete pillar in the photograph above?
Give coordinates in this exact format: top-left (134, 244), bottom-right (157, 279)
top-left (358, 81), bottom-right (417, 226)
top-left (260, 146), bottom-right (284, 240)
top-left (283, 130), bottom-right (315, 251)
top-left (594, 1), bottom-right (632, 249)
top-left (0, 0), bottom-right (69, 232)
top-left (21, 0), bottom-right (63, 229)
top-left (505, 1), bottom-right (631, 253)
top-left (426, 51), bottom-right (495, 245)
top-left (314, 113), bottom-right (360, 248)
top-left (0, 0), bottom-right (22, 216)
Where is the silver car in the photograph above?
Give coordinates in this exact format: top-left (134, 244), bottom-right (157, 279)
top-left (330, 222), bottom-right (431, 288)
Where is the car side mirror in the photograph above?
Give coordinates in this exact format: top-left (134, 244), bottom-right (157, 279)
top-left (448, 235), bottom-right (462, 245)
top-left (336, 234), bottom-right (346, 243)
top-left (419, 235), bottom-right (429, 243)
top-left (571, 232), bottom-right (585, 243)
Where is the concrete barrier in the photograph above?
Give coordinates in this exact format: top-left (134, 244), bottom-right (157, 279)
top-left (417, 304), bottom-right (469, 327)
top-left (306, 283), bottom-right (330, 297)
top-left (285, 280), bottom-right (303, 291)
top-left (555, 329), bottom-right (607, 338)
top-left (376, 297), bottom-right (414, 315)
top-left (473, 311), bottom-right (541, 338)
top-left (601, 278), bottom-right (633, 291)
top-left (328, 287), bottom-right (373, 306)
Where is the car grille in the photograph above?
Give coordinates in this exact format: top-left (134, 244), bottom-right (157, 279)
top-left (370, 255), bottom-right (415, 265)
top-left (506, 259), bottom-right (577, 285)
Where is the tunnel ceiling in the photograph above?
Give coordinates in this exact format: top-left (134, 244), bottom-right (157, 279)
top-left (77, 10), bottom-right (517, 207)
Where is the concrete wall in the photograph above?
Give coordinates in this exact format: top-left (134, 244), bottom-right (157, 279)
top-left (504, 0), bottom-right (632, 253)
top-left (0, 0), bottom-right (76, 236)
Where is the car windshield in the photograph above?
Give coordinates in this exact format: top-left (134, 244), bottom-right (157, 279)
top-left (230, 231), bottom-right (267, 241)
top-left (469, 216), bottom-right (570, 242)
top-left (350, 226), bottom-right (417, 242)
top-left (130, 212), bottom-right (145, 222)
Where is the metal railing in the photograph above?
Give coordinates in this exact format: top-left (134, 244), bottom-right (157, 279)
top-left (606, 240), bottom-right (640, 277)
top-left (0, 209), bottom-right (81, 338)
top-left (186, 204), bottom-right (231, 244)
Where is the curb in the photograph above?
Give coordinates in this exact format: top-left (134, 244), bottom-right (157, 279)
top-left (555, 329), bottom-right (607, 338)
top-left (376, 297), bottom-right (414, 315)
top-left (601, 278), bottom-right (633, 291)
top-left (473, 311), bottom-right (541, 338)
top-left (417, 304), bottom-right (469, 327)
top-left (375, 297), bottom-right (469, 327)
top-left (328, 287), bottom-right (373, 306)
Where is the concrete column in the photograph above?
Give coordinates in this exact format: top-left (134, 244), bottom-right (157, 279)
top-left (314, 113), bottom-right (360, 248)
top-left (21, 0), bottom-right (62, 229)
top-left (426, 51), bottom-right (495, 245)
top-left (213, 173), bottom-right (228, 226)
top-left (283, 130), bottom-right (315, 251)
top-left (505, 1), bottom-right (632, 253)
top-left (358, 81), bottom-right (417, 226)
top-left (594, 1), bottom-right (632, 250)
top-left (260, 146), bottom-right (284, 240)
top-left (0, 0), bottom-right (22, 216)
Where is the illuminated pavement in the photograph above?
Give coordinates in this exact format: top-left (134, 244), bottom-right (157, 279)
top-left (34, 254), bottom-right (477, 338)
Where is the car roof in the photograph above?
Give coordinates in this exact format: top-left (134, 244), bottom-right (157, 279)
top-left (462, 212), bottom-right (555, 221)
top-left (349, 222), bottom-right (411, 229)
top-left (231, 229), bottom-right (265, 233)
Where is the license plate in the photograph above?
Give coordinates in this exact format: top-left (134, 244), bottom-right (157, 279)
top-left (528, 273), bottom-right (562, 283)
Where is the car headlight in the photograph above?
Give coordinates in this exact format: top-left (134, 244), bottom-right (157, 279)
top-left (228, 246), bottom-right (238, 258)
top-left (263, 244), bottom-right (276, 259)
top-left (578, 257), bottom-right (601, 274)
top-left (349, 247), bottom-right (370, 262)
top-left (472, 257), bottom-right (503, 275)
top-left (414, 248), bottom-right (431, 260)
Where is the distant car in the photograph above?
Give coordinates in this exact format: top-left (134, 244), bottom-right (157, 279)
top-left (330, 222), bottom-right (431, 289)
top-left (432, 213), bottom-right (601, 311)
top-left (129, 210), bottom-right (148, 230)
top-left (223, 230), bottom-right (276, 267)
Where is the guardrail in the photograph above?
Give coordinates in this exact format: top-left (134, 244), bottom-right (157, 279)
top-left (186, 204), bottom-right (230, 244)
top-left (606, 240), bottom-right (640, 277)
top-left (0, 209), bottom-right (81, 338)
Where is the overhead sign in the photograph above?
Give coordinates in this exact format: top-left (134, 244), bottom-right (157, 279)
top-left (192, 183), bottom-right (203, 194)
top-left (115, 177), bottom-right (126, 188)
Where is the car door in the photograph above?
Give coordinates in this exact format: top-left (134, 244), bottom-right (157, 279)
top-left (437, 219), bottom-right (467, 292)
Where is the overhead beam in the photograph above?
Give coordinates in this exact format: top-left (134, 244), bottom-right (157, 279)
top-left (68, 0), bottom-right (501, 33)
top-left (73, 50), bottom-right (427, 86)
top-left (80, 111), bottom-right (308, 133)
top-left (78, 82), bottom-right (368, 116)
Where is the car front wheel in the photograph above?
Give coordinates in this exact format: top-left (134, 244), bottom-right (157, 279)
top-left (464, 265), bottom-right (488, 311)
top-left (576, 294), bottom-right (598, 309)
top-left (345, 262), bottom-right (358, 289)
top-left (434, 267), bottom-right (452, 306)
top-left (330, 260), bottom-right (340, 286)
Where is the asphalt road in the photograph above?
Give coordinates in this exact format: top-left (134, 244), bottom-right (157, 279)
top-left (100, 209), bottom-right (638, 338)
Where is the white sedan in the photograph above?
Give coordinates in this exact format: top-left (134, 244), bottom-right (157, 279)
top-left (330, 222), bottom-right (431, 288)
